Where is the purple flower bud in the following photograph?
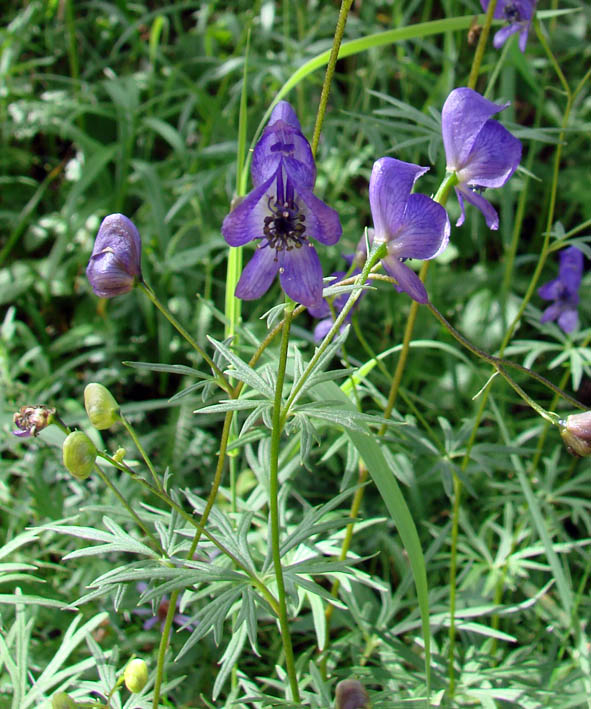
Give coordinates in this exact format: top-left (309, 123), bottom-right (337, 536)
top-left (12, 405), bottom-right (56, 438)
top-left (86, 214), bottom-right (142, 298)
top-left (442, 88), bottom-right (522, 230)
top-left (335, 679), bottom-right (370, 709)
top-left (560, 412), bottom-right (591, 457)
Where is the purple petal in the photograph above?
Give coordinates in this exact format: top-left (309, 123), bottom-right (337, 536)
top-left (558, 307), bottom-right (578, 334)
top-left (252, 124), bottom-right (315, 189)
top-left (442, 88), bottom-right (509, 172)
top-left (91, 214), bottom-right (141, 276)
top-left (456, 185), bottom-right (500, 230)
top-left (143, 617), bottom-right (159, 631)
top-left (457, 120), bottom-right (522, 188)
top-left (278, 242), bottom-right (323, 306)
top-left (313, 318), bottom-right (335, 342)
top-left (518, 24), bottom-right (531, 52)
top-left (12, 429), bottom-right (31, 438)
top-left (538, 277), bottom-right (562, 301)
top-left (559, 247), bottom-right (583, 293)
top-left (540, 303), bottom-right (562, 324)
top-left (308, 298), bottom-right (331, 319)
top-left (381, 256), bottom-right (429, 303)
top-left (294, 184), bottom-right (342, 246)
top-left (269, 101), bottom-right (302, 131)
top-left (235, 244), bottom-right (280, 300)
top-left (480, 0), bottom-right (507, 19)
top-left (221, 173), bottom-right (276, 247)
top-left (493, 24), bottom-right (521, 48)
top-left (369, 158), bottom-right (429, 241)
top-left (86, 252), bottom-right (137, 297)
top-left (387, 193), bottom-right (450, 260)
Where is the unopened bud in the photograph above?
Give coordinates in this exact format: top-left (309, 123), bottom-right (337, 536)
top-left (63, 431), bottom-right (96, 480)
top-left (560, 411), bottom-right (591, 457)
top-left (84, 383), bottom-right (120, 430)
top-left (51, 691), bottom-right (78, 708)
top-left (335, 679), bottom-right (370, 709)
top-left (124, 658), bottom-right (149, 693)
top-left (13, 405), bottom-right (56, 438)
top-left (113, 447), bottom-right (126, 463)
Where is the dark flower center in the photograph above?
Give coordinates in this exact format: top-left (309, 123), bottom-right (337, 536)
top-left (263, 196), bottom-right (307, 256)
top-left (504, 3), bottom-right (521, 23)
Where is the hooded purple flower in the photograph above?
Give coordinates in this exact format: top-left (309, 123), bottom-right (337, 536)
top-left (538, 246), bottom-right (583, 333)
top-left (222, 101), bottom-right (342, 307)
top-left (481, 0), bottom-right (536, 52)
top-left (369, 157), bottom-right (450, 304)
top-left (86, 213), bottom-right (142, 297)
top-left (442, 87), bottom-right (522, 230)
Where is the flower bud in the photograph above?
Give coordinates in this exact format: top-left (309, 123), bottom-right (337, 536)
top-left (86, 213), bottom-right (142, 298)
top-left (113, 447), bottom-right (126, 463)
top-left (51, 692), bottom-right (78, 708)
top-left (335, 679), bottom-right (370, 709)
top-left (124, 658), bottom-right (149, 693)
top-left (560, 411), bottom-right (591, 457)
top-left (12, 405), bottom-right (56, 438)
top-left (62, 431), bottom-right (96, 480)
top-left (84, 383), bottom-right (120, 430)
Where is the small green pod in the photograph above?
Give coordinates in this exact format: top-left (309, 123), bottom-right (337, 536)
top-left (84, 383), bottom-right (120, 430)
top-left (63, 431), bottom-right (96, 480)
top-left (124, 658), bottom-right (149, 693)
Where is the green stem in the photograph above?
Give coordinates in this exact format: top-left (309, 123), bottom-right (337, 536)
top-left (119, 414), bottom-right (163, 494)
top-left (310, 0), bottom-right (354, 157)
top-left (282, 242), bottom-right (387, 425)
top-left (268, 301), bottom-right (300, 703)
top-left (138, 281), bottom-right (230, 393)
top-left (467, 0), bottom-right (498, 90)
top-left (94, 459), bottom-right (166, 556)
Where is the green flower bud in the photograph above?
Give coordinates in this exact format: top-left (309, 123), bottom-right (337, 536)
top-left (51, 691), bottom-right (78, 708)
top-left (560, 411), bottom-right (591, 457)
top-left (63, 431), bottom-right (96, 480)
top-left (335, 679), bottom-right (370, 709)
top-left (124, 658), bottom-right (149, 693)
top-left (84, 383), bottom-right (120, 430)
top-left (113, 447), bottom-right (126, 463)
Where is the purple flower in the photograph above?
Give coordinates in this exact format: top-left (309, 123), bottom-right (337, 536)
top-left (86, 214), bottom-right (142, 297)
top-left (133, 582), bottom-right (194, 635)
top-left (481, 0), bottom-right (536, 52)
top-left (538, 246), bottom-right (583, 333)
top-left (442, 87), bottom-right (522, 230)
top-left (221, 101), bottom-right (342, 307)
top-left (368, 157), bottom-right (450, 304)
top-left (12, 405), bottom-right (56, 438)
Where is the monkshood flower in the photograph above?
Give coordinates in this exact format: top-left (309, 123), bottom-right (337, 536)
top-left (308, 256), bottom-right (365, 342)
top-left (222, 101), bottom-right (342, 307)
top-left (86, 213), bottom-right (142, 297)
top-left (538, 246), bottom-right (583, 333)
top-left (335, 679), bottom-right (370, 709)
top-left (480, 0), bottom-right (536, 52)
top-left (442, 87), bottom-right (522, 230)
top-left (369, 157), bottom-right (450, 304)
top-left (560, 411), bottom-right (591, 457)
top-left (134, 582), bottom-right (194, 635)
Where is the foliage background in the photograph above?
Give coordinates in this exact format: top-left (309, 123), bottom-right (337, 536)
top-left (1, 0), bottom-right (591, 707)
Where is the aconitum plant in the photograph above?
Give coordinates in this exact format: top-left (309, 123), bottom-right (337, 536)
top-left (442, 87), bottom-right (522, 229)
top-left (481, 0), bottom-right (537, 52)
top-left (368, 157), bottom-right (449, 303)
top-left (538, 246), bottom-right (583, 333)
top-left (222, 101), bottom-right (342, 306)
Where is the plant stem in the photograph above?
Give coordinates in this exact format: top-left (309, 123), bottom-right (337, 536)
top-left (138, 281), bottom-right (230, 393)
top-left (119, 414), bottom-right (164, 494)
top-left (467, 0), bottom-right (498, 90)
top-left (310, 0), bottom-right (354, 157)
top-left (268, 301), bottom-right (301, 703)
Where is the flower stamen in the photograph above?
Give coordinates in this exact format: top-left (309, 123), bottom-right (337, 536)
top-left (263, 196), bottom-right (307, 258)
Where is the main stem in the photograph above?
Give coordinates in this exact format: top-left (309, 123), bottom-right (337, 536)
top-left (269, 302), bottom-right (301, 703)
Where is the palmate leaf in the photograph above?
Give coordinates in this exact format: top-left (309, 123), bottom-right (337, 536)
top-left (309, 380), bottom-right (431, 693)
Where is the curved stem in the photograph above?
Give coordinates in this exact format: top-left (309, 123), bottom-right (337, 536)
top-left (138, 281), bottom-right (230, 393)
top-left (268, 302), bottom-right (300, 703)
top-left (119, 414), bottom-right (163, 494)
top-left (310, 0), bottom-right (354, 157)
